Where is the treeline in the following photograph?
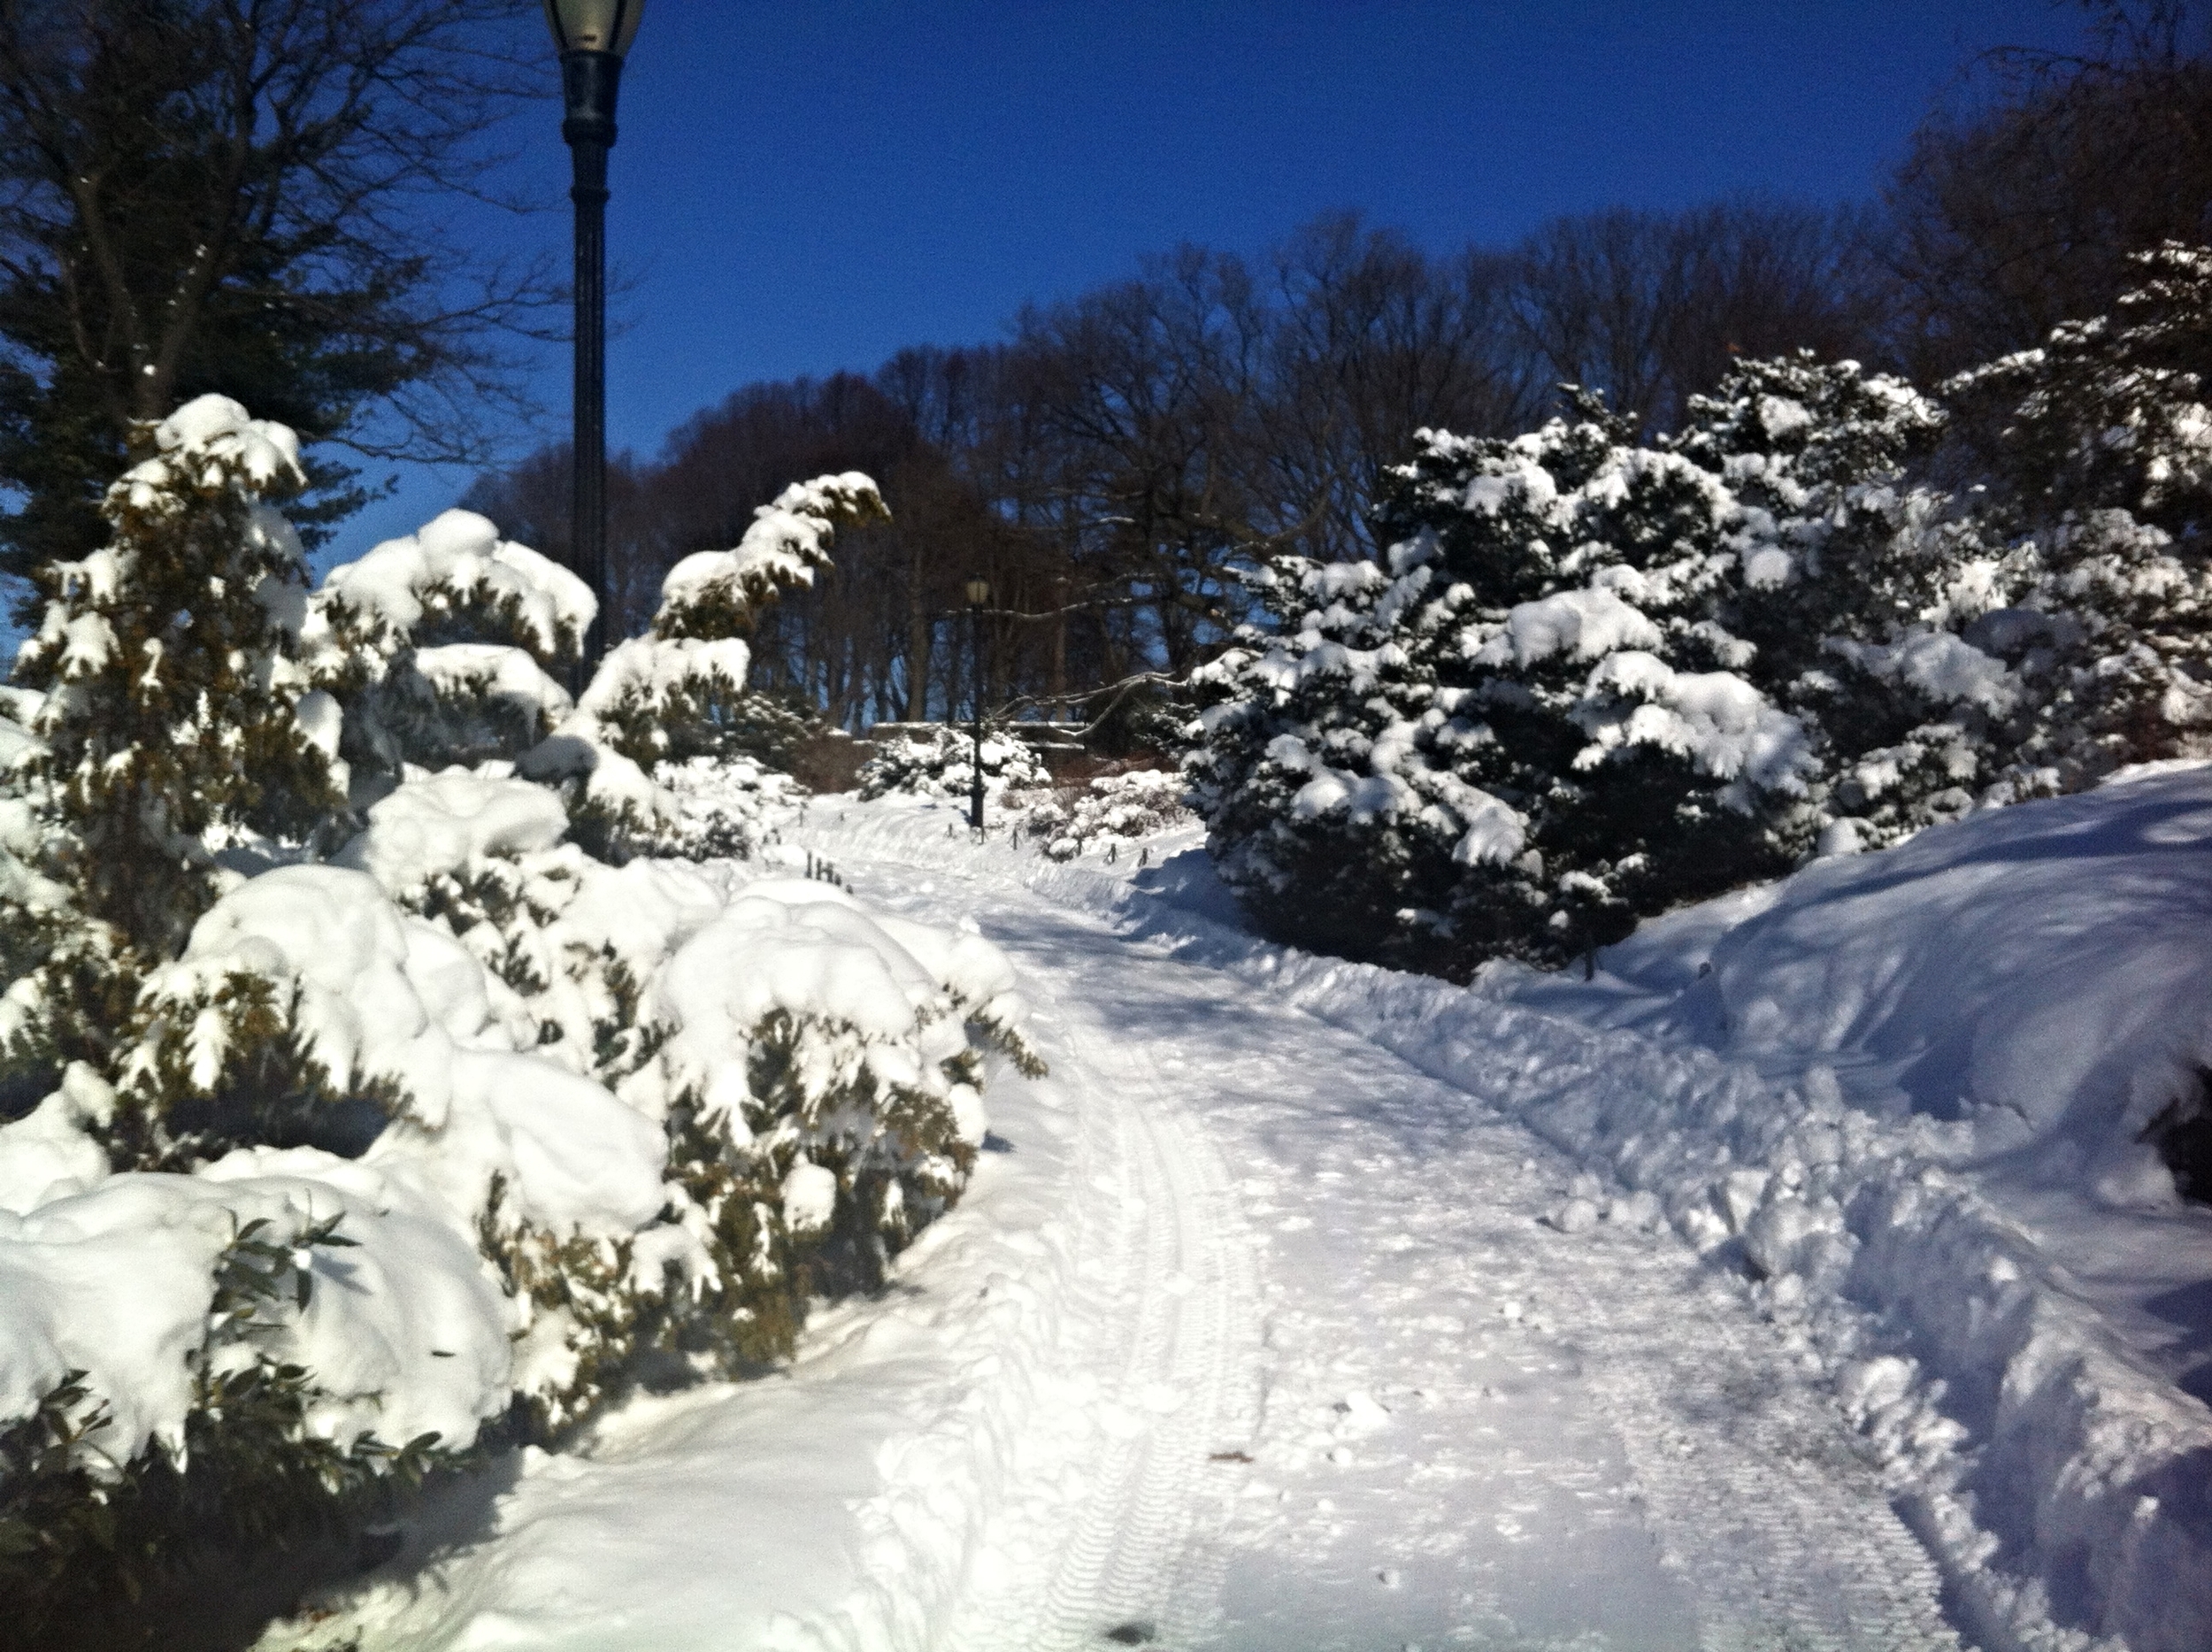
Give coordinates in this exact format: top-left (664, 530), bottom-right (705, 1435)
top-left (466, 1), bottom-right (2212, 739)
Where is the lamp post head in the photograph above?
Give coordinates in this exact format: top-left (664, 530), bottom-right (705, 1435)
top-left (547, 0), bottom-right (641, 147)
top-left (964, 577), bottom-right (991, 607)
top-left (544, 0), bottom-right (645, 56)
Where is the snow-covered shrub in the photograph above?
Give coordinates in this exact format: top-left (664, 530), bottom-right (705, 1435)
top-left (521, 473), bottom-right (887, 859)
top-left (0, 788), bottom-right (1041, 1624)
top-left (0, 423), bottom-right (1039, 1633)
top-left (649, 755), bottom-right (808, 863)
top-left (1019, 767), bottom-right (1193, 860)
top-left (856, 724), bottom-right (1052, 804)
top-left (304, 507), bottom-right (588, 805)
top-left (0, 1199), bottom-right (450, 1637)
top-left (573, 473), bottom-right (882, 778)
top-left (1189, 364), bottom-right (1990, 975)
top-left (326, 776), bottom-right (1042, 1400)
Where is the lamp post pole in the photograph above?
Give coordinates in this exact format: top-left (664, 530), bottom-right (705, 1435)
top-left (546, 1), bottom-right (646, 680)
top-left (965, 577), bottom-right (990, 832)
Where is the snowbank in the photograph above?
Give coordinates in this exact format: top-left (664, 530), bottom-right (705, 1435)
top-left (1681, 765), bottom-right (2212, 1191)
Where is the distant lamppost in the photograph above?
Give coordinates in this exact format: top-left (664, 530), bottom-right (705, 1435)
top-left (965, 576), bottom-right (991, 830)
top-left (544, 0), bottom-right (645, 676)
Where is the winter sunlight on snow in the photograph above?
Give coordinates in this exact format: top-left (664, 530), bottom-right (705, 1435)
top-left (6, 8), bottom-right (2212, 1651)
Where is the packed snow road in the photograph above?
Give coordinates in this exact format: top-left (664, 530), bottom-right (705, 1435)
top-left (270, 819), bottom-right (1962, 1652)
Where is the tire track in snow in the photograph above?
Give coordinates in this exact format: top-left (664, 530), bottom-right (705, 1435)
top-left (1525, 1197), bottom-right (1959, 1652)
top-left (908, 885), bottom-right (1260, 1652)
top-left (1028, 1016), bottom-right (1251, 1648)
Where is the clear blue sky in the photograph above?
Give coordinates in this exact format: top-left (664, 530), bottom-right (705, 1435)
top-left (339, 0), bottom-right (2091, 560)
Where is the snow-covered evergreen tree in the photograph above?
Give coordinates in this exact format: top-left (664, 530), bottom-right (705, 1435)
top-left (1190, 362), bottom-right (1986, 973)
top-left (523, 473), bottom-right (886, 859)
top-left (1195, 250), bottom-right (2212, 980)
top-left (11, 397), bottom-right (344, 942)
top-left (1941, 243), bottom-right (2212, 795)
top-left (1671, 356), bottom-right (2024, 852)
top-left (0, 397), bottom-right (347, 1112)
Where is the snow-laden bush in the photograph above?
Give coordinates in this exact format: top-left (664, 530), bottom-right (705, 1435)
top-left (856, 724), bottom-right (1052, 804)
top-left (1187, 359), bottom-right (2028, 975)
top-left (303, 506), bottom-right (588, 806)
top-left (0, 413), bottom-right (1040, 1634)
top-left (519, 473), bottom-right (886, 861)
top-left (1018, 768), bottom-right (1193, 860)
top-left (1193, 377), bottom-right (1834, 972)
top-left (316, 774), bottom-right (1042, 1411)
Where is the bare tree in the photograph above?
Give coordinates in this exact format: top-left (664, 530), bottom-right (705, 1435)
top-left (1884, 0), bottom-right (2212, 375)
top-left (1511, 198), bottom-right (1886, 430)
top-left (1251, 212), bottom-right (1540, 560)
top-left (472, 203), bottom-right (1898, 743)
top-left (0, 0), bottom-right (556, 581)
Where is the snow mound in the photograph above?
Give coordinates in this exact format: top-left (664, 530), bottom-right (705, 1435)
top-left (1695, 762), bottom-right (2212, 1191)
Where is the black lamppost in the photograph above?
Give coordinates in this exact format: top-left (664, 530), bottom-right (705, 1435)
top-left (544, 0), bottom-right (645, 676)
top-left (965, 576), bottom-right (990, 830)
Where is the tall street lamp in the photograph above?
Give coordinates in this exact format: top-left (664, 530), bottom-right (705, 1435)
top-left (965, 577), bottom-right (990, 831)
top-left (544, 0), bottom-right (645, 677)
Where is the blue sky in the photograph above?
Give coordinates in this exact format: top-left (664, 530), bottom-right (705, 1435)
top-left (341, 0), bottom-right (2090, 558)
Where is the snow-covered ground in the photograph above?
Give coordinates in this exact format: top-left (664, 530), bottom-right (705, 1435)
top-left (267, 773), bottom-right (2212, 1652)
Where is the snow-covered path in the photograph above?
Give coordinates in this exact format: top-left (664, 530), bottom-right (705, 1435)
top-left (274, 824), bottom-right (1965, 1652)
top-left (855, 834), bottom-right (1956, 1652)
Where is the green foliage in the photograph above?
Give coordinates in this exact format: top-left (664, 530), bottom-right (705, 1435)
top-left (116, 968), bottom-right (405, 1171)
top-left (0, 1217), bottom-right (449, 1650)
top-left (10, 403), bottom-right (344, 956)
